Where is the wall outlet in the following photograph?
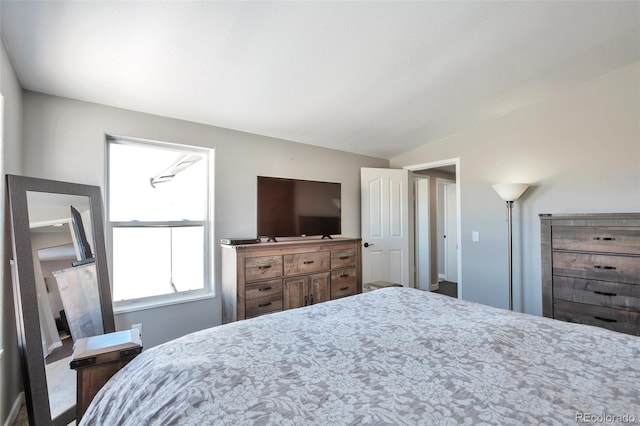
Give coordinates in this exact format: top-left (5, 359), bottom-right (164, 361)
top-left (472, 231), bottom-right (480, 242)
top-left (132, 323), bottom-right (143, 339)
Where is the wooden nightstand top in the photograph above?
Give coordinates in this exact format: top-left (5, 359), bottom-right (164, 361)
top-left (71, 329), bottom-right (142, 369)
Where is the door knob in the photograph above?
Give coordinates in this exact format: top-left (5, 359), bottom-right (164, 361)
top-left (364, 242), bottom-right (374, 248)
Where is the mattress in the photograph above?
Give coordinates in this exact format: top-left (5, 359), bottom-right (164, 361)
top-left (81, 288), bottom-right (640, 425)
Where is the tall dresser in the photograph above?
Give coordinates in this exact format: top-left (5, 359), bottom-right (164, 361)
top-left (221, 238), bottom-right (362, 323)
top-left (540, 213), bottom-right (640, 336)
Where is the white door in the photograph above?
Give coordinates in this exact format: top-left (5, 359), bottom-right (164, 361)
top-left (444, 182), bottom-right (458, 283)
top-left (361, 168), bottom-right (411, 287)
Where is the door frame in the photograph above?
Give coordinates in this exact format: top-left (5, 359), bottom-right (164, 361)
top-left (413, 175), bottom-right (430, 290)
top-left (438, 178), bottom-right (457, 283)
top-left (404, 158), bottom-right (462, 299)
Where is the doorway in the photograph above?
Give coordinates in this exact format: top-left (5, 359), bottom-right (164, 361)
top-left (360, 160), bottom-right (461, 298)
top-left (407, 159), bottom-right (461, 299)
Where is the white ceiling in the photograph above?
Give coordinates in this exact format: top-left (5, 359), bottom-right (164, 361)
top-left (1, 1), bottom-right (638, 159)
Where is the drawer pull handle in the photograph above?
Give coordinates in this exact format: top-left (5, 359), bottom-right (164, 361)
top-left (258, 265), bottom-right (272, 270)
top-left (310, 294), bottom-right (314, 305)
top-left (339, 274), bottom-right (349, 278)
top-left (339, 286), bottom-right (349, 291)
top-left (258, 302), bottom-right (272, 308)
top-left (594, 316), bottom-right (617, 323)
top-left (593, 265), bottom-right (616, 270)
top-left (594, 290), bottom-right (617, 297)
top-left (304, 296), bottom-right (308, 306)
top-left (339, 256), bottom-right (350, 260)
top-left (303, 260), bottom-right (315, 265)
top-left (593, 237), bottom-right (616, 241)
top-left (258, 287), bottom-right (272, 292)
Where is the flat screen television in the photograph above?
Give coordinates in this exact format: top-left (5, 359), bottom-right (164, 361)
top-left (257, 176), bottom-right (341, 241)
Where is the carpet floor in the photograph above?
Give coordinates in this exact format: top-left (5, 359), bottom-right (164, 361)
top-left (434, 280), bottom-right (458, 298)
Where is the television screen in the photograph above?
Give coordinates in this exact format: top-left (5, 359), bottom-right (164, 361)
top-left (257, 176), bottom-right (341, 239)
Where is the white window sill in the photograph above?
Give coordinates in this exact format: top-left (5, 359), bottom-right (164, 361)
top-left (114, 292), bottom-right (216, 315)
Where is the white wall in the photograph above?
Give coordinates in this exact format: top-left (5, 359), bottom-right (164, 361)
top-left (21, 91), bottom-right (388, 347)
top-left (392, 61), bottom-right (640, 315)
top-left (0, 36), bottom-right (24, 425)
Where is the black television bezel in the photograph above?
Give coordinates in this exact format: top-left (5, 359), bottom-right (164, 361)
top-left (257, 176), bottom-right (341, 241)
top-left (70, 205), bottom-right (96, 266)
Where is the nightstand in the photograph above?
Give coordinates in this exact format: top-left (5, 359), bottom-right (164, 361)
top-left (364, 280), bottom-right (403, 291)
top-left (70, 329), bottom-right (142, 420)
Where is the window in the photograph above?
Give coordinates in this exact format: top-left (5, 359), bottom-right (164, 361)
top-left (0, 93), bottom-right (4, 356)
top-left (107, 136), bottom-right (213, 310)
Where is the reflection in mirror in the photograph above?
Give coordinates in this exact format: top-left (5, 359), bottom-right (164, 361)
top-left (8, 175), bottom-right (114, 426)
top-left (27, 192), bottom-right (102, 419)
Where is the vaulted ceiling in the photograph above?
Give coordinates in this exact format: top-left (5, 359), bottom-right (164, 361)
top-left (1, 1), bottom-right (638, 159)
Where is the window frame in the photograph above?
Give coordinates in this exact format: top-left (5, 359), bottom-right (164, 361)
top-left (0, 93), bottom-right (4, 355)
top-left (106, 135), bottom-right (215, 313)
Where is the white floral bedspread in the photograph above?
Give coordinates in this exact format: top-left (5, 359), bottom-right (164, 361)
top-left (81, 288), bottom-right (640, 425)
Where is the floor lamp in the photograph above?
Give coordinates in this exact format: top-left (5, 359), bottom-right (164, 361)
top-left (492, 183), bottom-right (529, 310)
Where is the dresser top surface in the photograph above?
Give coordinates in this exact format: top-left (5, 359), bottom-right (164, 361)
top-left (540, 212), bottom-right (640, 220)
top-left (222, 237), bottom-right (362, 251)
top-left (540, 213), bottom-right (640, 226)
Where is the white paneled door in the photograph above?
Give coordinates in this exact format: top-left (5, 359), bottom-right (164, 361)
top-left (361, 168), bottom-right (410, 287)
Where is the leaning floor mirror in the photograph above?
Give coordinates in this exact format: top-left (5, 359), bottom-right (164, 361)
top-left (7, 175), bottom-right (115, 426)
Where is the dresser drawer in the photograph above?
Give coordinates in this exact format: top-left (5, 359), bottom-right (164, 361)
top-left (245, 293), bottom-right (283, 318)
top-left (245, 279), bottom-right (283, 301)
top-left (245, 256), bottom-right (283, 281)
top-left (331, 281), bottom-right (357, 299)
top-left (283, 251), bottom-right (330, 276)
top-left (552, 226), bottom-right (640, 255)
top-left (553, 276), bottom-right (640, 312)
top-left (331, 249), bottom-right (357, 269)
top-left (331, 268), bottom-right (357, 299)
top-left (553, 299), bottom-right (640, 336)
top-left (552, 252), bottom-right (640, 285)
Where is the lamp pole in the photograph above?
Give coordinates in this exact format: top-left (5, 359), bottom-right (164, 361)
top-left (492, 183), bottom-right (529, 311)
top-left (506, 200), bottom-right (513, 311)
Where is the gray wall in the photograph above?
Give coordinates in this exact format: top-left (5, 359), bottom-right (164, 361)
top-left (392, 61), bottom-right (640, 315)
top-left (1, 37), bottom-right (24, 425)
top-left (21, 91), bottom-right (388, 348)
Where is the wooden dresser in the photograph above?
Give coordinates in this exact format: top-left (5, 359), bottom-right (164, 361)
top-left (221, 238), bottom-right (362, 323)
top-left (540, 213), bottom-right (640, 336)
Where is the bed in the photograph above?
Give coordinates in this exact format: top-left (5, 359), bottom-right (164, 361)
top-left (81, 288), bottom-right (640, 425)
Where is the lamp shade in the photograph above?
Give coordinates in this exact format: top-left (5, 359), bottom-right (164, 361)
top-left (492, 183), bottom-right (529, 202)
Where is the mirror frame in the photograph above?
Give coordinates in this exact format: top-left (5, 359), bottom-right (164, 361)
top-left (7, 175), bottom-right (115, 426)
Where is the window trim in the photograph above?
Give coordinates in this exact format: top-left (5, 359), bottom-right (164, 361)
top-left (0, 93), bottom-right (4, 352)
top-left (110, 220), bottom-right (207, 229)
top-left (106, 135), bottom-right (215, 312)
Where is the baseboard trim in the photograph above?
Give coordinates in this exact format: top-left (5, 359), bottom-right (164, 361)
top-left (3, 392), bottom-right (24, 426)
top-left (430, 282), bottom-right (440, 291)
